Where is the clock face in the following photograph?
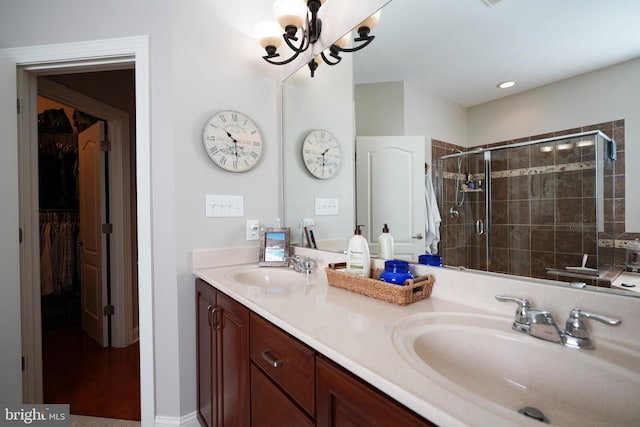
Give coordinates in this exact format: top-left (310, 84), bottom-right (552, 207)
top-left (302, 129), bottom-right (341, 179)
top-left (202, 110), bottom-right (263, 172)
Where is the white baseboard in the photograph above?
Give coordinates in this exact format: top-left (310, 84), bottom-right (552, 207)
top-left (154, 411), bottom-right (199, 427)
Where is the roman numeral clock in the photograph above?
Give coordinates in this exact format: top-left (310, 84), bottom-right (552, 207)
top-left (202, 110), bottom-right (263, 172)
top-left (302, 129), bottom-right (342, 179)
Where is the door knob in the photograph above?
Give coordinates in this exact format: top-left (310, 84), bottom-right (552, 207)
top-left (412, 233), bottom-right (423, 240)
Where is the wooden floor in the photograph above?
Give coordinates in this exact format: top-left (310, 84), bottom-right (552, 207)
top-left (42, 324), bottom-right (141, 421)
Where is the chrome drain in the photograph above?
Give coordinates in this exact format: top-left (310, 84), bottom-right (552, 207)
top-left (518, 406), bottom-right (550, 423)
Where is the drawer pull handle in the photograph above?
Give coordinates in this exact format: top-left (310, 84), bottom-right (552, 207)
top-left (210, 306), bottom-right (222, 331)
top-left (261, 350), bottom-right (284, 368)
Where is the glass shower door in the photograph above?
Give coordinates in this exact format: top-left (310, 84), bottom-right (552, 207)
top-left (437, 130), bottom-right (616, 281)
top-left (437, 150), bottom-right (488, 271)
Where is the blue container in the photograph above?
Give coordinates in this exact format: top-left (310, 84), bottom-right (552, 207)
top-left (419, 254), bottom-right (443, 267)
top-left (379, 260), bottom-right (414, 285)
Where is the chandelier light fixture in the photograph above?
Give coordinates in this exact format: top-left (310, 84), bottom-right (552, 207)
top-left (256, 0), bottom-right (382, 77)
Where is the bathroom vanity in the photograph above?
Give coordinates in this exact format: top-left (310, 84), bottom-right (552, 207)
top-left (196, 276), bottom-right (433, 427)
top-left (193, 248), bottom-right (640, 427)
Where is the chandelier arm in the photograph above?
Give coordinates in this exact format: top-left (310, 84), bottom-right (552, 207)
top-left (283, 31), bottom-right (311, 54)
top-left (262, 49), bottom-right (302, 66)
top-left (320, 50), bottom-right (341, 66)
top-left (334, 35), bottom-right (375, 53)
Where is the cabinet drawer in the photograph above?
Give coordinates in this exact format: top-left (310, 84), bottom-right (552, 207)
top-left (250, 313), bottom-right (316, 416)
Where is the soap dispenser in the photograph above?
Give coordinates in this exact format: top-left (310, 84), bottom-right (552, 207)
top-left (378, 223), bottom-right (394, 260)
top-left (347, 225), bottom-right (371, 278)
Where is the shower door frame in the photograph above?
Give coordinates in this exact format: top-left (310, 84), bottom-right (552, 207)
top-left (439, 130), bottom-right (616, 276)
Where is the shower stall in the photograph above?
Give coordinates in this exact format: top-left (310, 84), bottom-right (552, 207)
top-left (436, 131), bottom-right (617, 281)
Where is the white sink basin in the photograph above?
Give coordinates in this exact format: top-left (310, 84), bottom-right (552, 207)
top-left (392, 312), bottom-right (640, 426)
top-left (231, 267), bottom-right (305, 287)
top-left (223, 266), bottom-right (309, 295)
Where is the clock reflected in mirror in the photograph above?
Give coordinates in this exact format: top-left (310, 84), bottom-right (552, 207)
top-left (202, 110), bottom-right (263, 172)
top-left (302, 129), bottom-right (342, 179)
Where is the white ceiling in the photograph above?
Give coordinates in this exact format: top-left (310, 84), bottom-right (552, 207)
top-left (353, 0), bottom-right (640, 107)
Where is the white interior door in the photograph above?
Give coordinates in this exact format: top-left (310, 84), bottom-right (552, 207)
top-left (356, 136), bottom-right (426, 260)
top-left (0, 58), bottom-right (24, 403)
top-left (78, 121), bottom-right (108, 347)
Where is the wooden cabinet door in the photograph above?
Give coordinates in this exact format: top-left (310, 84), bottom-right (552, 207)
top-left (196, 279), bottom-right (250, 427)
top-left (251, 364), bottom-right (314, 427)
top-left (217, 291), bottom-right (250, 427)
top-left (316, 356), bottom-right (436, 427)
top-left (196, 279), bottom-right (217, 427)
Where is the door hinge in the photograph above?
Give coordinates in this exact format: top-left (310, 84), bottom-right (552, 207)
top-left (22, 356), bottom-right (25, 372)
top-left (19, 227), bottom-right (23, 243)
top-left (103, 305), bottom-right (115, 316)
top-left (101, 139), bottom-right (111, 152)
top-left (102, 223), bottom-right (113, 234)
top-left (17, 98), bottom-right (21, 114)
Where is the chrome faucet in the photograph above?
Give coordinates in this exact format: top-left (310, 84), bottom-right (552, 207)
top-left (495, 295), bottom-right (621, 349)
top-left (284, 255), bottom-right (316, 275)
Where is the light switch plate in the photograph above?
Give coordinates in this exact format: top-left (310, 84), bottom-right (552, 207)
top-left (315, 198), bottom-right (339, 216)
top-left (205, 195), bottom-right (244, 217)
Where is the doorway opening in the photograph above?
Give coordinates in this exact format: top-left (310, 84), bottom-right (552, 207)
top-left (36, 71), bottom-right (140, 420)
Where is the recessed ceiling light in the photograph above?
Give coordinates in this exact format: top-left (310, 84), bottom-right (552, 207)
top-left (497, 81), bottom-right (516, 89)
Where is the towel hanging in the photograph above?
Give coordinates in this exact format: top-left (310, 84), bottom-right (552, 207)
top-left (424, 168), bottom-right (441, 254)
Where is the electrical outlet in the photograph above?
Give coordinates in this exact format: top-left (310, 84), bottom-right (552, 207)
top-left (246, 220), bottom-right (260, 240)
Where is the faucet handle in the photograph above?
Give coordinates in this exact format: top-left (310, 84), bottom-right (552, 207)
top-left (301, 256), bottom-right (317, 274)
top-left (495, 295), bottom-right (531, 331)
top-left (563, 308), bottom-right (621, 349)
top-left (565, 309), bottom-right (620, 337)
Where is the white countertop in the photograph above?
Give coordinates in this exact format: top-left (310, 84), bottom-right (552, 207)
top-left (611, 271), bottom-right (640, 293)
top-left (192, 247), bottom-right (640, 427)
top-left (194, 263), bottom-right (473, 426)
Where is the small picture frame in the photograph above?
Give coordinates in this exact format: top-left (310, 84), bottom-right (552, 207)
top-left (259, 227), bottom-right (291, 267)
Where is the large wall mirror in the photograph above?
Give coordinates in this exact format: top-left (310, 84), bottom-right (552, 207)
top-left (282, 0), bottom-right (640, 297)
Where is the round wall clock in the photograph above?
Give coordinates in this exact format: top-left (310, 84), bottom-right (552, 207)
top-left (302, 129), bottom-right (342, 179)
top-left (202, 110), bottom-right (263, 172)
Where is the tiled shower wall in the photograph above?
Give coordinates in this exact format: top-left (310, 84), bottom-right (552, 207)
top-left (433, 120), bottom-right (633, 280)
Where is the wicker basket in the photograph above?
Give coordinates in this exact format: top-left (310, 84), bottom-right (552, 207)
top-left (324, 263), bottom-right (434, 306)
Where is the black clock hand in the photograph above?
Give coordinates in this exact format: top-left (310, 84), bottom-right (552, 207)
top-left (224, 128), bottom-right (238, 143)
top-left (319, 147), bottom-right (330, 163)
top-left (223, 128), bottom-right (240, 161)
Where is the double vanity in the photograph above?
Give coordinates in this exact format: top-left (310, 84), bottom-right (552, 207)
top-left (193, 247), bottom-right (640, 426)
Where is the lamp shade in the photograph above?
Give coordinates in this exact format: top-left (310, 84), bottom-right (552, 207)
top-left (256, 21), bottom-right (284, 49)
top-left (273, 0), bottom-right (308, 30)
top-left (334, 33), bottom-right (351, 49)
top-left (358, 9), bottom-right (382, 31)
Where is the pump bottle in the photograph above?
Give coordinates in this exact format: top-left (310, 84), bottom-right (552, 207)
top-left (346, 225), bottom-right (371, 278)
top-left (378, 223), bottom-right (394, 260)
